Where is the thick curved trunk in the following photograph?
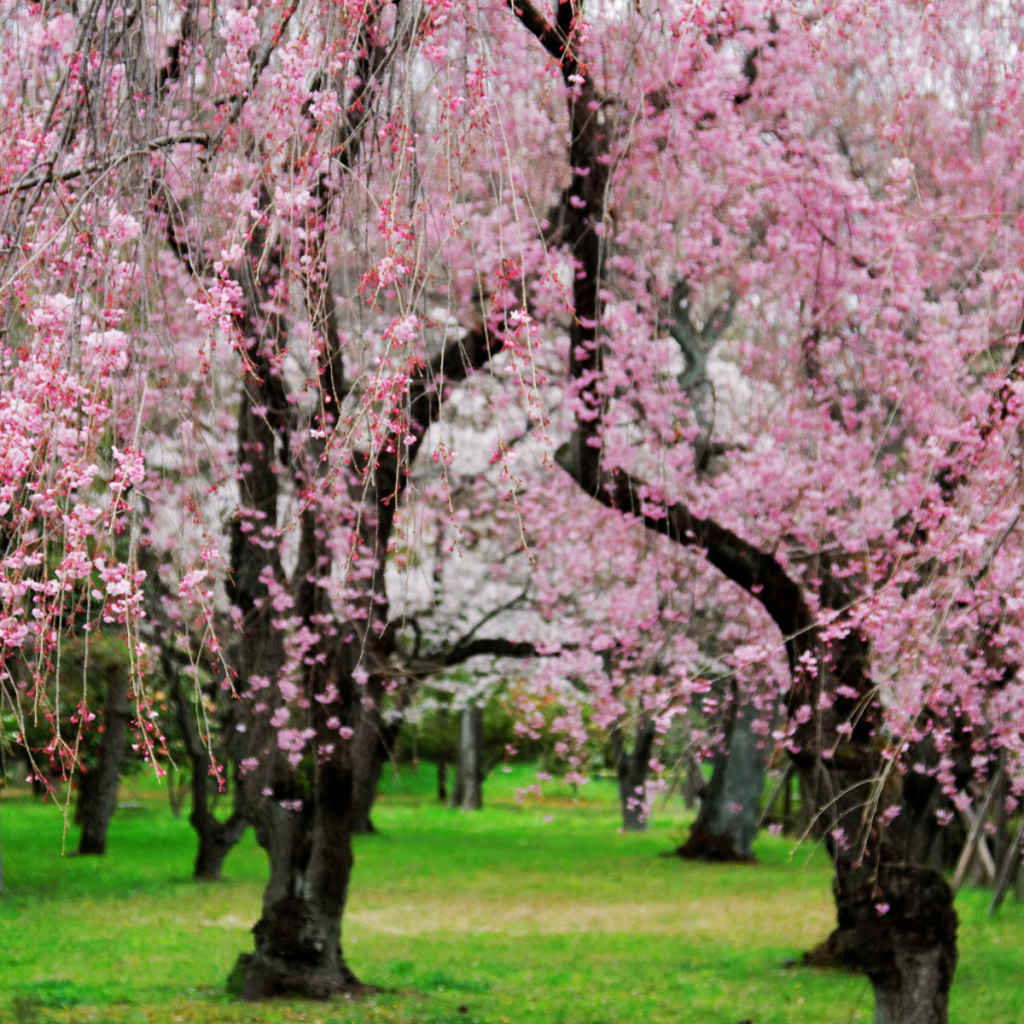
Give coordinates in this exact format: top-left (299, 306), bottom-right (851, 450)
top-left (676, 691), bottom-right (766, 861)
top-left (77, 670), bottom-right (129, 856)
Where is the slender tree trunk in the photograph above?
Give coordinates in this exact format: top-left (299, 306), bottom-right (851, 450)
top-left (350, 688), bottom-right (406, 835)
top-left (682, 750), bottom-right (704, 810)
top-left (676, 690), bottom-right (767, 861)
top-left (452, 704), bottom-right (483, 811)
top-left (167, 766), bottom-right (189, 819)
top-left (610, 718), bottom-right (656, 831)
top-left (437, 704), bottom-right (449, 801)
top-left (163, 653), bottom-right (248, 880)
top-left (77, 670), bottom-right (129, 856)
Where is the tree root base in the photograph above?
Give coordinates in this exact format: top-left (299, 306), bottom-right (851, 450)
top-left (229, 953), bottom-right (371, 1002)
top-left (802, 927), bottom-right (860, 971)
top-left (672, 827), bottom-right (756, 863)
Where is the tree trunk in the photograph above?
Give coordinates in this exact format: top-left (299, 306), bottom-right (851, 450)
top-left (682, 750), bottom-right (704, 810)
top-left (166, 657), bottom-right (249, 880)
top-left (676, 690), bottom-right (767, 860)
top-left (826, 856), bottom-right (957, 1024)
top-left (235, 747), bottom-right (361, 999)
top-left (188, 758), bottom-right (248, 881)
top-left (611, 717), bottom-right (656, 831)
top-left (77, 669), bottom-right (130, 856)
top-left (350, 685), bottom-right (405, 835)
top-left (452, 704), bottom-right (483, 811)
top-left (437, 704), bottom-right (450, 801)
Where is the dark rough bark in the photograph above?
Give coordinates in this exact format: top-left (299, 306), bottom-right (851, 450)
top-left (451, 704), bottom-right (484, 811)
top-left (820, 858), bottom-right (957, 1024)
top-left (237, 717), bottom-right (361, 999)
top-left (77, 667), bottom-right (130, 856)
top-left (676, 690), bottom-right (767, 861)
top-left (610, 717), bottom-right (656, 831)
top-left (350, 680), bottom-right (385, 836)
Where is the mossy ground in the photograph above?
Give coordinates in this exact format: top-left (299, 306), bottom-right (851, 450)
top-left (1, 765), bottom-right (1021, 1024)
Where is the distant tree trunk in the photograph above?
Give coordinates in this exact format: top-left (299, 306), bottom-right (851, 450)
top-left (675, 688), bottom-right (767, 861)
top-left (168, 664), bottom-right (248, 881)
top-left (451, 704), bottom-right (483, 811)
top-left (436, 705), bottom-right (449, 801)
top-left (167, 766), bottom-right (189, 819)
top-left (610, 717), bottom-right (656, 831)
top-left (77, 669), bottom-right (130, 856)
top-left (351, 686), bottom-right (404, 835)
top-left (682, 750), bottom-right (705, 810)
top-left (993, 753), bottom-right (1009, 870)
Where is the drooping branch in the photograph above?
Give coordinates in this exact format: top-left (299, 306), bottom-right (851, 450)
top-left (554, 444), bottom-right (815, 676)
top-left (0, 133), bottom-right (211, 196)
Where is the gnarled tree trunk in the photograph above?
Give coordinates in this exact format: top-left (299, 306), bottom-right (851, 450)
top-left (794, 637), bottom-right (958, 1024)
top-left (829, 855), bottom-right (957, 1024)
top-left (236, 707), bottom-right (361, 999)
top-left (229, 383), bottom-right (364, 999)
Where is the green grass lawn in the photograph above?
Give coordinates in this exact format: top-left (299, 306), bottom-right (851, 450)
top-left (0, 765), bottom-right (1021, 1024)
